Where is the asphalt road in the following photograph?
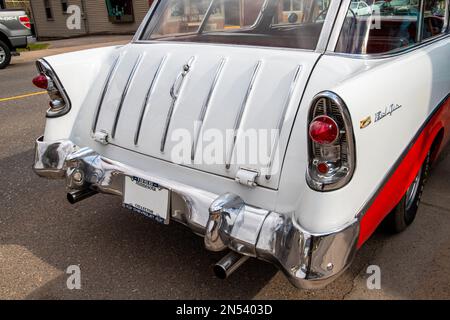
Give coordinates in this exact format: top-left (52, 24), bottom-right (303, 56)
top-left (0, 43), bottom-right (449, 300)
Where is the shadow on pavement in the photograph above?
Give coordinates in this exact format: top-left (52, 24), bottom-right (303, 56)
top-left (1, 144), bottom-right (448, 299)
top-left (0, 149), bottom-right (277, 299)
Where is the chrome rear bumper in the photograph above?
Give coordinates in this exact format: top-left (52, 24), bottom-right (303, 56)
top-left (33, 136), bottom-right (359, 289)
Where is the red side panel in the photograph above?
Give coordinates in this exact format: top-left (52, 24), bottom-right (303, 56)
top-left (358, 96), bottom-right (450, 248)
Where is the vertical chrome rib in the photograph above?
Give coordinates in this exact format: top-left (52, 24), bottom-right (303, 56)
top-left (266, 65), bottom-right (302, 179)
top-left (160, 56), bottom-right (195, 153)
top-left (226, 60), bottom-right (262, 169)
top-left (275, 65), bottom-right (302, 134)
top-left (111, 53), bottom-right (144, 139)
top-left (92, 54), bottom-right (121, 134)
top-left (134, 55), bottom-right (167, 146)
top-left (191, 58), bottom-right (226, 161)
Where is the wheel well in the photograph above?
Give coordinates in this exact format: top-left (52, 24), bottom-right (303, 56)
top-left (0, 31), bottom-right (13, 50)
top-left (430, 128), bottom-right (445, 164)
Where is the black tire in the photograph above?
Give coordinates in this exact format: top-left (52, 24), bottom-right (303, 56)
top-left (383, 151), bottom-right (430, 233)
top-left (0, 40), bottom-right (12, 69)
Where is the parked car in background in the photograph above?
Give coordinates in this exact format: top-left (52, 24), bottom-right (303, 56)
top-left (378, 0), bottom-right (420, 16)
top-left (32, 0), bottom-right (449, 289)
top-left (0, 8), bottom-right (34, 69)
top-left (350, 1), bottom-right (373, 15)
top-left (372, 1), bottom-right (386, 12)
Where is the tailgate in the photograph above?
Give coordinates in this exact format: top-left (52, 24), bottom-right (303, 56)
top-left (92, 42), bottom-right (320, 189)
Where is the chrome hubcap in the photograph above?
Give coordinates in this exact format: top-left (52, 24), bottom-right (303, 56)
top-left (0, 47), bottom-right (5, 64)
top-left (406, 168), bottom-right (422, 211)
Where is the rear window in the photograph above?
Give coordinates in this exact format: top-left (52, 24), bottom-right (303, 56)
top-left (336, 0), bottom-right (449, 55)
top-left (140, 0), bottom-right (331, 50)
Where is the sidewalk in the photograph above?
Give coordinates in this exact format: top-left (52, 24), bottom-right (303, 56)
top-left (12, 35), bottom-right (132, 64)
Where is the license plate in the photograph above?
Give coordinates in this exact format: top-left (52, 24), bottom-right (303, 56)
top-left (123, 176), bottom-right (170, 224)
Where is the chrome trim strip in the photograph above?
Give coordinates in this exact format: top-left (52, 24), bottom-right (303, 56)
top-left (92, 54), bottom-right (121, 134)
top-left (266, 65), bottom-right (302, 179)
top-left (226, 60), bottom-right (262, 169)
top-left (325, 0), bottom-right (352, 52)
top-left (133, 0), bottom-right (159, 42)
top-left (445, 0), bottom-right (450, 32)
top-left (197, 0), bottom-right (218, 34)
top-left (315, 0), bottom-right (344, 53)
top-left (134, 55), bottom-right (167, 146)
top-left (37, 59), bottom-right (72, 119)
top-left (417, 0), bottom-right (426, 43)
top-left (133, 39), bottom-right (317, 54)
top-left (191, 58), bottom-right (226, 161)
top-left (160, 56), bottom-right (195, 153)
top-left (328, 33), bottom-right (450, 60)
top-left (111, 53), bottom-right (144, 139)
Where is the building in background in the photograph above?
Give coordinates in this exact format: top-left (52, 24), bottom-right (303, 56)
top-left (29, 0), bottom-right (154, 40)
top-left (3, 0), bottom-right (32, 14)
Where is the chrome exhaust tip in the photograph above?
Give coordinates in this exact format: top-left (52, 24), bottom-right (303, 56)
top-left (67, 189), bottom-right (98, 204)
top-left (213, 251), bottom-right (249, 280)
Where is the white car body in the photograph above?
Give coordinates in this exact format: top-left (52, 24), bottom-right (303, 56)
top-left (350, 1), bottom-right (372, 15)
top-left (33, 0), bottom-right (450, 288)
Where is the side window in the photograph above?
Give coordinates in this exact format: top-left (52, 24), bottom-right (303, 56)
top-left (336, 0), bottom-right (449, 54)
top-left (336, 0), bottom-right (421, 54)
top-left (151, 0), bottom-right (223, 36)
top-left (421, 0), bottom-right (448, 39)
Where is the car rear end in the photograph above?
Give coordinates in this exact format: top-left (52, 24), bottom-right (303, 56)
top-left (0, 9), bottom-right (34, 68)
top-left (31, 0), bottom-right (362, 289)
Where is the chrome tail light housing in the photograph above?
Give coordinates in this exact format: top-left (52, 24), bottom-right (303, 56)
top-left (306, 91), bottom-right (356, 191)
top-left (34, 59), bottom-right (71, 118)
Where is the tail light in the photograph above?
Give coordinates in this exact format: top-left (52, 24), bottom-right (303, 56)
top-left (32, 74), bottom-right (49, 89)
top-left (33, 59), bottom-right (71, 118)
top-left (19, 16), bottom-right (31, 29)
top-left (306, 91), bottom-right (356, 191)
top-left (309, 116), bottom-right (339, 145)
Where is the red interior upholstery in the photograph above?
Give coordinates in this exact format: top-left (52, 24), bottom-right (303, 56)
top-left (366, 18), bottom-right (417, 54)
top-left (336, 16), bottom-right (419, 54)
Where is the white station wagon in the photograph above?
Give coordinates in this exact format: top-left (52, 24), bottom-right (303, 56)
top-left (33, 0), bottom-right (450, 289)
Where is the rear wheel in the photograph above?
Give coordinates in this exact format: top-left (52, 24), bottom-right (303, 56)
top-left (0, 40), bottom-right (12, 69)
top-left (384, 152), bottom-right (430, 233)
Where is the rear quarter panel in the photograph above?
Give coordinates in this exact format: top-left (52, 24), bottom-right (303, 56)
top-left (43, 45), bottom-right (123, 141)
top-left (278, 35), bottom-right (450, 235)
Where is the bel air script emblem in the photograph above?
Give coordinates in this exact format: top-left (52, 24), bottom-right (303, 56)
top-left (360, 104), bottom-right (403, 129)
top-left (374, 103), bottom-right (402, 122)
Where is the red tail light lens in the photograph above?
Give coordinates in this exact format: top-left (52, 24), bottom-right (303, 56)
top-left (32, 74), bottom-right (49, 89)
top-left (316, 162), bottom-right (330, 174)
top-left (19, 16), bottom-right (31, 29)
top-left (309, 116), bottom-right (339, 145)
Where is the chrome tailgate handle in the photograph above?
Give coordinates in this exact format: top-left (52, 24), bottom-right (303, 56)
top-left (161, 56), bottom-right (195, 152)
top-left (170, 57), bottom-right (194, 99)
